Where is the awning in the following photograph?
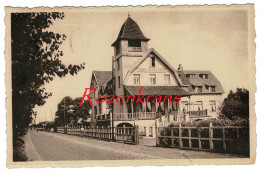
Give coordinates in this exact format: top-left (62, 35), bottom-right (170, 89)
top-left (124, 86), bottom-right (190, 96)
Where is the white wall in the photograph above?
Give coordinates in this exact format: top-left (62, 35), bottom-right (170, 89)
top-left (125, 54), bottom-right (179, 86)
top-left (181, 94), bottom-right (223, 118)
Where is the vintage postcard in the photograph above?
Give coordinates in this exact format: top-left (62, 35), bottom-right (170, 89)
top-left (5, 5), bottom-right (256, 167)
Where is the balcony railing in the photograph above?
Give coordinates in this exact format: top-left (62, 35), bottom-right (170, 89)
top-left (183, 109), bottom-right (208, 117)
top-left (97, 110), bottom-right (208, 122)
top-left (114, 112), bottom-right (158, 121)
top-left (128, 47), bottom-right (142, 52)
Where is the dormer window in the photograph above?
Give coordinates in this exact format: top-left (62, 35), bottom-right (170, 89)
top-left (186, 74), bottom-right (195, 79)
top-left (194, 86), bottom-right (202, 93)
top-left (209, 86), bottom-right (216, 92)
top-left (199, 74), bottom-right (208, 79)
top-left (151, 57), bottom-right (155, 67)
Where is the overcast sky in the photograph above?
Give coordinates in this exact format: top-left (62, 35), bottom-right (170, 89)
top-left (34, 8), bottom-right (249, 123)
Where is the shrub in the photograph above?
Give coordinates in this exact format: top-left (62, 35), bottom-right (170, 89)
top-left (159, 117), bottom-right (249, 156)
top-left (167, 116), bottom-right (249, 128)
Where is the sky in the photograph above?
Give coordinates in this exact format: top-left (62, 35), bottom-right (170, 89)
top-left (34, 8), bottom-right (249, 123)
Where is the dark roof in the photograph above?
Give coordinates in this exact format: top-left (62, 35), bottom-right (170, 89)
top-left (92, 71), bottom-right (112, 86)
top-left (177, 70), bottom-right (224, 94)
top-left (124, 86), bottom-right (190, 96)
top-left (112, 17), bottom-right (150, 46)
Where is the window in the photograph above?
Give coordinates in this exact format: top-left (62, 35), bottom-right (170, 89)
top-left (117, 59), bottom-right (120, 70)
top-left (209, 100), bottom-right (216, 112)
top-left (209, 86), bottom-right (216, 92)
top-left (195, 86), bottom-right (202, 92)
top-left (181, 101), bottom-right (188, 111)
top-left (120, 100), bottom-right (124, 113)
top-left (195, 101), bottom-right (203, 111)
top-left (99, 103), bottom-right (102, 114)
top-left (151, 57), bottom-right (155, 67)
top-left (133, 74), bottom-right (140, 85)
top-left (108, 83), bottom-right (112, 89)
top-left (118, 76), bottom-right (120, 88)
top-left (199, 74), bottom-right (208, 79)
top-left (113, 77), bottom-right (115, 91)
top-left (150, 74), bottom-right (156, 85)
top-left (94, 106), bottom-right (97, 119)
top-left (164, 74), bottom-right (170, 85)
top-left (95, 88), bottom-right (98, 98)
top-left (187, 74), bottom-right (195, 79)
top-left (128, 40), bottom-right (141, 47)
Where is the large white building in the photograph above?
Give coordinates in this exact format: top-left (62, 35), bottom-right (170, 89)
top-left (89, 16), bottom-right (224, 134)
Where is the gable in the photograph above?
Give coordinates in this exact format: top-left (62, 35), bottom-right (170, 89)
top-left (92, 71), bottom-right (112, 87)
top-left (90, 73), bottom-right (97, 88)
top-left (124, 51), bottom-right (181, 86)
top-left (123, 48), bottom-right (185, 86)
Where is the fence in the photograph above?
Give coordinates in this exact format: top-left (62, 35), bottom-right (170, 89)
top-left (57, 125), bottom-right (139, 144)
top-left (156, 123), bottom-right (249, 155)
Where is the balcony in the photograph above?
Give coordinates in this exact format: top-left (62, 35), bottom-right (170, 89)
top-left (97, 110), bottom-right (208, 122)
top-left (183, 109), bottom-right (208, 118)
top-left (114, 112), bottom-right (158, 121)
top-left (128, 46), bottom-right (142, 52)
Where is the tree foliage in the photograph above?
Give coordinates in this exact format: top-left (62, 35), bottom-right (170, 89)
top-left (54, 97), bottom-right (91, 126)
top-left (219, 88), bottom-right (249, 120)
top-left (11, 12), bottom-right (85, 139)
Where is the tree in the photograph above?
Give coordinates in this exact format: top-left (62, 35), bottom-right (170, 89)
top-left (219, 88), bottom-right (249, 120)
top-left (11, 13), bottom-right (85, 140)
top-left (54, 97), bottom-right (91, 126)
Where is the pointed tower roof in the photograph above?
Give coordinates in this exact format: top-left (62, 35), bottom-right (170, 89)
top-left (112, 16), bottom-right (150, 46)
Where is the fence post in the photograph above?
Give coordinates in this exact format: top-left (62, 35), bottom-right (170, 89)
top-left (222, 128), bottom-right (226, 151)
top-left (209, 123), bottom-right (214, 151)
top-left (96, 126), bottom-right (99, 138)
top-left (123, 125), bottom-right (125, 142)
top-left (155, 120), bottom-right (159, 146)
top-left (236, 128), bottom-right (240, 151)
top-left (179, 124), bottom-right (183, 148)
top-left (171, 128), bottom-right (174, 147)
top-left (109, 126), bottom-right (112, 141)
top-left (188, 128), bottom-right (192, 148)
top-left (92, 126), bottom-right (94, 137)
top-left (198, 128), bottom-right (202, 149)
top-left (84, 126), bottom-right (86, 137)
top-left (134, 125), bottom-right (139, 144)
top-left (113, 126), bottom-right (116, 141)
top-left (101, 126), bottom-right (104, 139)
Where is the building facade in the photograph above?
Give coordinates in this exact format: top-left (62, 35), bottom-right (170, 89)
top-left (89, 16), bottom-right (224, 134)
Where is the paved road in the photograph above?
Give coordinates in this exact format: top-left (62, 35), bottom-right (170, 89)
top-left (25, 130), bottom-right (241, 161)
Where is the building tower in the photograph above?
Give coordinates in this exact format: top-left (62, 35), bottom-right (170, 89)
top-left (111, 15), bottom-right (150, 113)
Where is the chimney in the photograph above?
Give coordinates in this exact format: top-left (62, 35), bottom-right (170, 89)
top-left (178, 64), bottom-right (183, 71)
